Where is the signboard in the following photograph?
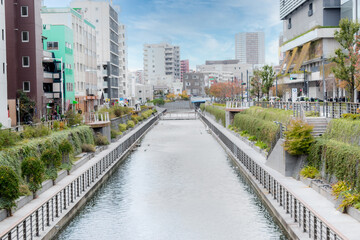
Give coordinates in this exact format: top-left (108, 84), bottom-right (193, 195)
top-left (290, 74), bottom-right (298, 80)
top-left (292, 88), bottom-right (297, 103)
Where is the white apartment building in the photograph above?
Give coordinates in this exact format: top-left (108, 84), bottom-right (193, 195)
top-left (235, 32), bottom-right (265, 65)
top-left (71, 1), bottom-right (126, 102)
top-left (41, 8), bottom-right (97, 112)
top-left (143, 42), bottom-right (180, 88)
top-left (197, 60), bottom-right (253, 86)
top-left (0, 0), bottom-right (9, 127)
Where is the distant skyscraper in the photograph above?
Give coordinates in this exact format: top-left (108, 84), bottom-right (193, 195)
top-left (180, 59), bottom-right (189, 82)
top-left (235, 32), bottom-right (265, 65)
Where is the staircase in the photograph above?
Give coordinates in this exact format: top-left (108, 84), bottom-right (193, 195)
top-left (305, 117), bottom-right (328, 137)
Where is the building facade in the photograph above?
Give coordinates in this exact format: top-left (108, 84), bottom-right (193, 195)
top-left (183, 73), bottom-right (206, 97)
top-left (235, 32), bottom-right (265, 65)
top-left (0, 0), bottom-right (10, 127)
top-left (70, 1), bottom-right (127, 103)
top-left (143, 42), bottom-right (180, 88)
top-left (42, 24), bottom-right (75, 113)
top-left (180, 59), bottom-right (189, 82)
top-left (41, 8), bottom-right (97, 113)
top-left (6, 0), bottom-right (44, 125)
top-left (278, 0), bottom-right (341, 101)
top-left (197, 60), bottom-right (253, 86)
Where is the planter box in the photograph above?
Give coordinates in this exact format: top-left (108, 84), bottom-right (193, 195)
top-left (348, 206), bottom-right (360, 222)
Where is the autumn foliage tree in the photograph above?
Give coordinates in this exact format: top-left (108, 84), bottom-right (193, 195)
top-left (208, 81), bottom-right (242, 98)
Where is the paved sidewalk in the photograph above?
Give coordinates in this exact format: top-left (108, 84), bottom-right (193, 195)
top-left (204, 115), bottom-right (360, 240)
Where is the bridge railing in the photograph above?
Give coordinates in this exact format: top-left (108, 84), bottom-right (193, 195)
top-left (200, 113), bottom-right (345, 240)
top-left (84, 112), bottom-right (110, 123)
top-left (0, 114), bottom-right (162, 240)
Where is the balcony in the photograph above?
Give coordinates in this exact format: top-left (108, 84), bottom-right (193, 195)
top-left (281, 27), bottom-right (339, 53)
top-left (86, 88), bottom-right (97, 96)
top-left (43, 50), bottom-right (52, 58)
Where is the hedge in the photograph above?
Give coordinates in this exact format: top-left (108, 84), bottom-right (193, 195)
top-left (242, 106), bottom-right (292, 124)
top-left (324, 119), bottom-right (360, 146)
top-left (233, 113), bottom-right (278, 147)
top-left (203, 105), bottom-right (226, 127)
top-left (0, 126), bottom-right (94, 179)
top-left (307, 138), bottom-right (360, 190)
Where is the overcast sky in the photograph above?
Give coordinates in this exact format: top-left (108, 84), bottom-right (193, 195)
top-left (43, 0), bottom-right (282, 71)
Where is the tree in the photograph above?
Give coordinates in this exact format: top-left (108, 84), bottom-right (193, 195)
top-left (17, 90), bottom-right (36, 123)
top-left (250, 69), bottom-right (262, 100)
top-left (179, 90), bottom-right (189, 100)
top-left (0, 166), bottom-right (20, 216)
top-left (260, 65), bottom-right (276, 99)
top-left (331, 18), bottom-right (360, 102)
top-left (21, 157), bottom-right (45, 196)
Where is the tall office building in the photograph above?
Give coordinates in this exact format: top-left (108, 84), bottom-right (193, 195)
top-left (0, 0), bottom-right (9, 127)
top-left (180, 59), bottom-right (189, 82)
top-left (6, 0), bottom-right (44, 125)
top-left (143, 42), bottom-right (180, 88)
top-left (41, 7), bottom-right (98, 113)
top-left (71, 1), bottom-right (127, 102)
top-left (235, 32), bottom-right (265, 65)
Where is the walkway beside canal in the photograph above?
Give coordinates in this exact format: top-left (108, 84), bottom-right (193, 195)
top-left (202, 113), bottom-right (360, 240)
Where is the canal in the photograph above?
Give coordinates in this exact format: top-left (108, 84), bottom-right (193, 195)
top-left (54, 120), bottom-right (288, 240)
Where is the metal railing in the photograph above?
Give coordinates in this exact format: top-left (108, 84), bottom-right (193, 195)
top-left (160, 112), bottom-right (197, 120)
top-left (84, 112), bottom-right (110, 123)
top-left (200, 114), bottom-right (345, 240)
top-left (226, 101), bottom-right (360, 119)
top-left (0, 114), bottom-right (162, 240)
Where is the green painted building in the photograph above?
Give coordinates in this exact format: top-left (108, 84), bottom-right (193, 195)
top-left (42, 24), bottom-right (75, 110)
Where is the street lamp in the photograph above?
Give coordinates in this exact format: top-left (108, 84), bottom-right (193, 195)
top-left (44, 57), bottom-right (64, 115)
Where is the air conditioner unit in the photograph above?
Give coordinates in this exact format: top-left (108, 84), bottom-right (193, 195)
top-left (308, 10), bottom-right (313, 16)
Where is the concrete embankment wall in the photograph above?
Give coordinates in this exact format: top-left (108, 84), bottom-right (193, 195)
top-left (0, 114), bottom-right (162, 240)
top-left (200, 114), bottom-right (347, 240)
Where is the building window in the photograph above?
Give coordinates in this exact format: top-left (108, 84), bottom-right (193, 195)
top-left (47, 41), bottom-right (58, 50)
top-left (23, 81), bottom-right (30, 92)
top-left (308, 3), bottom-right (313, 16)
top-left (1, 29), bottom-right (4, 40)
top-left (21, 6), bottom-right (28, 17)
top-left (288, 18), bottom-right (292, 29)
top-left (1, 0), bottom-right (3, 5)
top-left (22, 56), bottom-right (30, 67)
top-left (21, 31), bottom-right (29, 42)
top-left (2, 63), bottom-right (5, 74)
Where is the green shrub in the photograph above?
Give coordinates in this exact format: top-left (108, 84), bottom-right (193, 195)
top-left (240, 130), bottom-right (248, 136)
top-left (283, 119), bottom-right (314, 156)
top-left (342, 113), bottom-right (360, 120)
top-left (19, 184), bottom-right (32, 196)
top-left (53, 121), bottom-right (60, 131)
top-left (307, 138), bottom-right (360, 190)
top-left (41, 148), bottom-right (62, 169)
top-left (0, 130), bottom-right (19, 150)
top-left (255, 140), bottom-right (267, 149)
top-left (141, 110), bottom-right (154, 119)
top-left (94, 133), bottom-right (109, 146)
top-left (324, 119), bottom-right (360, 145)
top-left (21, 157), bottom-right (45, 194)
top-left (127, 120), bottom-right (135, 129)
top-left (233, 113), bottom-right (278, 147)
top-left (131, 115), bottom-right (139, 124)
top-left (23, 125), bottom-right (51, 139)
top-left (248, 136), bottom-right (257, 142)
top-left (0, 166), bottom-right (20, 214)
top-left (82, 144), bottom-right (96, 152)
top-left (119, 123), bottom-right (127, 132)
top-left (58, 139), bottom-right (73, 164)
top-left (204, 105), bottom-right (226, 126)
top-left (242, 106), bottom-right (292, 124)
top-left (65, 111), bottom-right (82, 126)
top-left (300, 166), bottom-right (319, 179)
top-left (152, 98), bottom-right (165, 106)
top-left (111, 129), bottom-right (118, 139)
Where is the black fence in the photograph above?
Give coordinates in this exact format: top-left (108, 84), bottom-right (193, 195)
top-left (201, 114), bottom-right (344, 240)
top-left (0, 115), bottom-right (160, 240)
